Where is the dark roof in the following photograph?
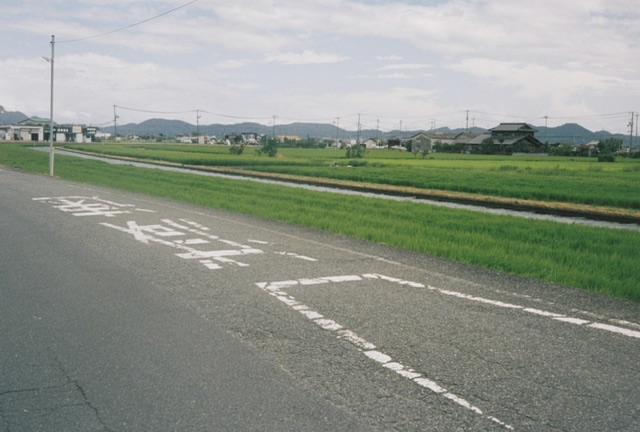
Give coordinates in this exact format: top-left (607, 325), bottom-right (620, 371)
top-left (464, 134), bottom-right (544, 147)
top-left (489, 123), bottom-right (537, 133)
top-left (409, 131), bottom-right (466, 140)
top-left (463, 133), bottom-right (491, 144)
top-left (18, 117), bottom-right (50, 126)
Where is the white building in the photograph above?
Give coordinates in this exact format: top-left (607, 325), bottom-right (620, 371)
top-left (0, 117), bottom-right (97, 143)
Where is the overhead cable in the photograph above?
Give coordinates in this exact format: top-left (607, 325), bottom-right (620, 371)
top-left (58, 0), bottom-right (199, 44)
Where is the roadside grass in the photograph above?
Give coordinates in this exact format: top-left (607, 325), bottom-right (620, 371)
top-left (2, 144), bottom-right (639, 301)
top-left (67, 144), bottom-right (640, 210)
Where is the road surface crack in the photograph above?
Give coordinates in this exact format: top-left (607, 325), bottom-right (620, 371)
top-left (53, 356), bottom-right (114, 432)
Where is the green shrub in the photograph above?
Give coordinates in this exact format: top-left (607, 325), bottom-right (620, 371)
top-left (348, 159), bottom-right (368, 167)
top-left (229, 145), bottom-right (245, 155)
top-left (346, 144), bottom-right (365, 159)
top-left (597, 153), bottom-right (616, 163)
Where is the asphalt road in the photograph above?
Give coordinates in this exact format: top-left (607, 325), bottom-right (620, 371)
top-left (1, 167), bottom-right (638, 431)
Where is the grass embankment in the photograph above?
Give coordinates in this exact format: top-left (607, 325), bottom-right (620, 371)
top-left (2, 143), bottom-right (639, 301)
top-left (68, 144), bottom-right (640, 211)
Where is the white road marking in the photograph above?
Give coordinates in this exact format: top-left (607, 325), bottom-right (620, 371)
top-left (610, 319), bottom-right (640, 330)
top-left (554, 317), bottom-right (590, 325)
top-left (256, 272), bottom-right (640, 429)
top-left (336, 330), bottom-right (376, 350)
top-left (523, 308), bottom-right (564, 318)
top-left (275, 251), bottom-right (318, 261)
top-left (256, 276), bottom-right (514, 429)
top-left (33, 196), bottom-right (134, 217)
top-left (261, 273), bottom-right (640, 340)
top-left (392, 275), bottom-right (640, 340)
top-left (588, 323), bottom-right (640, 338)
top-left (248, 239), bottom-right (270, 245)
top-left (101, 219), bottom-right (264, 270)
top-left (173, 239), bottom-right (210, 245)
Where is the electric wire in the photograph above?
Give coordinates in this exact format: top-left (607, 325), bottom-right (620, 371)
top-left (57, 0), bottom-right (199, 44)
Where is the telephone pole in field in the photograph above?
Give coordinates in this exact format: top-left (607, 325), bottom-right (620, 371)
top-left (113, 105), bottom-right (118, 141)
top-left (629, 112), bottom-right (635, 150)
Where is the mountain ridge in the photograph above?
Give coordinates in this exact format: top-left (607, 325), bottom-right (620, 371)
top-left (0, 111), bottom-right (630, 145)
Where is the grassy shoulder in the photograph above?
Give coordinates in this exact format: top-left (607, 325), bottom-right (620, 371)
top-left (67, 143), bottom-right (640, 211)
top-left (2, 143), bottom-right (639, 301)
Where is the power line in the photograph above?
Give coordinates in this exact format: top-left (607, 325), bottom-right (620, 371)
top-left (468, 110), bottom-right (630, 121)
top-left (108, 104), bottom-right (638, 134)
top-left (58, 0), bottom-right (199, 44)
top-left (115, 105), bottom-right (197, 115)
top-left (115, 105), bottom-right (274, 122)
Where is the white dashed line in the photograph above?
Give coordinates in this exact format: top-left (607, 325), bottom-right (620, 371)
top-left (588, 323), bottom-right (640, 338)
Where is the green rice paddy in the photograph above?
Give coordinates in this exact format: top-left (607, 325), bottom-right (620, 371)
top-left (2, 143), bottom-right (639, 301)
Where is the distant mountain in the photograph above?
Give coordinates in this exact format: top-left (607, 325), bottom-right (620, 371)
top-left (107, 120), bottom-right (355, 141)
top-left (0, 111), bottom-right (28, 125)
top-left (533, 123), bottom-right (618, 144)
top-left (128, 118), bottom-right (195, 136)
top-left (106, 120), bottom-right (486, 142)
top-left (1, 111), bottom-right (630, 145)
top-left (79, 120), bottom-right (640, 145)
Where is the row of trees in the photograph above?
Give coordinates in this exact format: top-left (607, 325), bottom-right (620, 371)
top-left (230, 135), bottom-right (638, 161)
top-left (548, 137), bottom-right (640, 160)
top-left (432, 139), bottom-right (542, 155)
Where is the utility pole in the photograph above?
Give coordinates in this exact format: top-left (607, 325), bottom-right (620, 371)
top-left (376, 118), bottom-right (380, 144)
top-left (48, 35), bottom-right (55, 176)
top-left (465, 110), bottom-right (469, 132)
top-left (629, 113), bottom-right (640, 151)
top-left (272, 115), bottom-right (276, 141)
top-left (335, 117), bottom-right (340, 145)
top-left (196, 109), bottom-right (200, 138)
top-left (356, 113), bottom-right (361, 145)
top-left (629, 112), bottom-right (635, 150)
top-left (544, 115), bottom-right (548, 143)
top-left (113, 105), bottom-right (118, 141)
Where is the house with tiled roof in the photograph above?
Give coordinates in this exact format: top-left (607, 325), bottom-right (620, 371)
top-left (462, 123), bottom-right (544, 154)
top-left (408, 131), bottom-right (481, 153)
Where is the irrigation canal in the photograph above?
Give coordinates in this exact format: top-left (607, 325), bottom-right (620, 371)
top-left (42, 148), bottom-right (640, 232)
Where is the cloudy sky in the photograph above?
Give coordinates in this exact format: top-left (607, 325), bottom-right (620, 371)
top-left (1, 0), bottom-right (639, 133)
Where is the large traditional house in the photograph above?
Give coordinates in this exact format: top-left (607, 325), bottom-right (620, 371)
top-left (407, 131), bottom-right (478, 153)
top-left (463, 123), bottom-right (544, 153)
top-left (402, 123), bottom-right (545, 154)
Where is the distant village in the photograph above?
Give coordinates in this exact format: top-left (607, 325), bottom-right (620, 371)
top-left (0, 115), bottom-right (634, 156)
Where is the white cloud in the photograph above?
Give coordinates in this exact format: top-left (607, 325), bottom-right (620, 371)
top-left (217, 59), bottom-right (248, 69)
top-left (378, 73), bottom-right (412, 79)
top-left (1, 0), bottom-right (638, 133)
top-left (376, 55), bottom-right (404, 61)
top-left (265, 50), bottom-right (349, 65)
top-left (449, 57), bottom-right (640, 102)
top-left (378, 64), bottom-right (432, 71)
